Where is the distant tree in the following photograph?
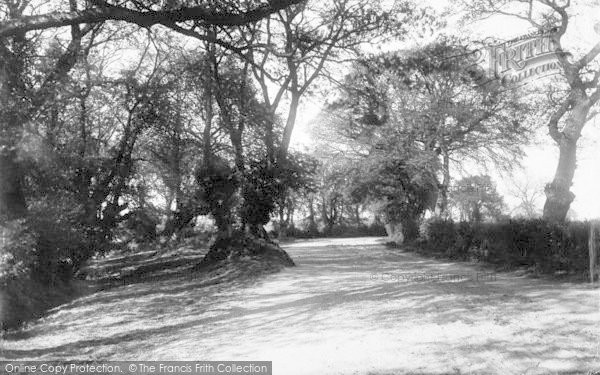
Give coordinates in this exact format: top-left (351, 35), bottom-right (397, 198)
top-left (272, 152), bottom-right (318, 237)
top-left (136, 53), bottom-right (220, 237)
top-left (450, 175), bottom-right (506, 222)
top-left (509, 179), bottom-right (544, 218)
top-left (311, 123), bottom-right (439, 241)
top-left (371, 156), bottom-right (439, 241)
top-left (315, 157), bottom-right (348, 234)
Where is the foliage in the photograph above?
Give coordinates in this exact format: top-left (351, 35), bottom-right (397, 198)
top-left (319, 39), bottom-right (533, 222)
top-left (420, 218), bottom-right (457, 253)
top-left (0, 220), bottom-right (36, 283)
top-left (268, 151), bottom-right (318, 234)
top-left (195, 159), bottom-right (240, 233)
top-left (418, 218), bottom-right (592, 275)
top-left (122, 209), bottom-right (160, 243)
top-left (240, 160), bottom-right (281, 228)
top-left (277, 222), bottom-right (387, 239)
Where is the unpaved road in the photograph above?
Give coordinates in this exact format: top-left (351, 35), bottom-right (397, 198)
top-left (1, 237), bottom-right (599, 375)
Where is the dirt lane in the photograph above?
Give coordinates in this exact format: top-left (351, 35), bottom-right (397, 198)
top-left (1, 237), bottom-right (599, 375)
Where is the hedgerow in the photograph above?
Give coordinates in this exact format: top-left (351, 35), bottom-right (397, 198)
top-left (418, 218), bottom-right (592, 276)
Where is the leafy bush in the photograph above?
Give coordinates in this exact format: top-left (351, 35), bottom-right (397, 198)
top-left (196, 160), bottom-right (240, 232)
top-left (0, 195), bottom-right (114, 329)
top-left (0, 220), bottom-right (37, 283)
top-left (449, 221), bottom-right (474, 259)
top-left (0, 219), bottom-right (78, 331)
top-left (419, 219), bottom-right (591, 276)
top-left (26, 197), bottom-right (107, 283)
top-left (122, 209), bottom-right (159, 242)
top-left (328, 223), bottom-right (387, 237)
top-left (421, 218), bottom-right (456, 253)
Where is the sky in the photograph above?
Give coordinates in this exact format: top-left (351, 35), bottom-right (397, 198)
top-left (289, 0), bottom-right (600, 220)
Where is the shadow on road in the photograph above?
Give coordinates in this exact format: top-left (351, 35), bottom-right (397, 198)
top-left (1, 237), bottom-right (598, 375)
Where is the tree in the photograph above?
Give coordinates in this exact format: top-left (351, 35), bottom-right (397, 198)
top-left (312, 105), bottom-right (440, 241)
top-left (272, 151), bottom-right (317, 237)
top-left (314, 155), bottom-right (349, 234)
top-left (170, 0), bottom-right (413, 243)
top-left (509, 178), bottom-right (544, 218)
top-left (466, 0), bottom-right (600, 221)
top-left (0, 0), bottom-right (96, 221)
top-left (317, 42), bottom-right (531, 236)
top-left (450, 175), bottom-right (506, 222)
top-left (0, 0), bottom-right (305, 37)
top-left (236, 0), bottom-right (411, 163)
top-left (137, 55), bottom-right (214, 236)
top-left (0, 0), bottom-right (308, 222)
top-left (0, 13), bottom-right (176, 278)
top-left (364, 41), bottom-right (532, 216)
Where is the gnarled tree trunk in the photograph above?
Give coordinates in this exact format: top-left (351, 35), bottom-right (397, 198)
top-left (384, 221), bottom-right (404, 245)
top-left (543, 101), bottom-right (590, 222)
top-left (543, 136), bottom-right (577, 221)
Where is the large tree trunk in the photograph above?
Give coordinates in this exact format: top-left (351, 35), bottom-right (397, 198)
top-left (543, 136), bottom-right (578, 221)
top-left (278, 91), bottom-right (300, 162)
top-left (542, 99), bottom-right (591, 222)
top-left (385, 215), bottom-right (419, 245)
top-left (384, 221), bottom-right (404, 245)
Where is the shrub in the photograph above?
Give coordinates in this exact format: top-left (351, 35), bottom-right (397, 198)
top-left (418, 218), bottom-right (591, 276)
top-left (326, 223), bottom-right (387, 237)
top-left (122, 209), bottom-right (159, 242)
top-left (289, 222), bottom-right (387, 238)
top-left (0, 219), bottom-right (76, 331)
top-left (26, 198), bottom-right (104, 283)
top-left (449, 221), bottom-right (474, 260)
top-left (421, 218), bottom-right (456, 253)
top-left (0, 220), bottom-right (37, 283)
top-left (563, 222), bottom-right (590, 273)
top-left (0, 215), bottom-right (90, 286)
top-left (1, 195), bottom-right (113, 330)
